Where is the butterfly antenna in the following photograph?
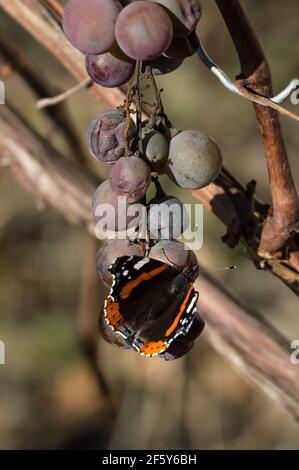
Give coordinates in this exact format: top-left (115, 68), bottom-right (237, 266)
top-left (198, 265), bottom-right (237, 273)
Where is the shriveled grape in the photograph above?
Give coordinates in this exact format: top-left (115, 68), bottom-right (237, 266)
top-left (62, 0), bottom-right (121, 54)
top-left (168, 130), bottom-right (223, 189)
top-left (96, 239), bottom-right (144, 287)
top-left (88, 110), bottom-right (135, 164)
top-left (115, 1), bottom-right (173, 60)
top-left (152, 0), bottom-right (202, 37)
top-left (109, 156), bottom-right (152, 203)
top-left (86, 52), bottom-right (134, 87)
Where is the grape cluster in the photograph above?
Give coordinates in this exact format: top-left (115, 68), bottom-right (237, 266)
top-left (63, 0), bottom-right (202, 85)
top-left (63, 0), bottom-right (222, 359)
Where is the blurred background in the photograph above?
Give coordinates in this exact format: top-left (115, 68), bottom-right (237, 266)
top-left (0, 0), bottom-right (299, 449)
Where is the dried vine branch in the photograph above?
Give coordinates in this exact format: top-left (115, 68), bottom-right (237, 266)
top-left (0, 105), bottom-right (95, 230)
top-left (0, 34), bottom-right (87, 163)
top-left (77, 235), bottom-right (111, 401)
top-left (0, 0), bottom-right (124, 107)
top-left (1, 0), bottom-right (298, 295)
top-left (1, 104), bottom-right (298, 419)
top-left (215, 0), bottom-right (299, 257)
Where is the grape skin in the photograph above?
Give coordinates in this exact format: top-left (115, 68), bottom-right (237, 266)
top-left (142, 128), bottom-right (169, 171)
top-left (149, 240), bottom-right (197, 269)
top-left (63, 0), bottom-right (121, 54)
top-left (88, 110), bottom-right (135, 164)
top-left (86, 52), bottom-right (134, 87)
top-left (115, 1), bottom-right (173, 60)
top-left (93, 180), bottom-right (134, 233)
top-left (148, 197), bottom-right (189, 240)
top-left (109, 156), bottom-right (152, 203)
top-left (152, 0), bottom-right (202, 37)
top-left (168, 130), bottom-right (223, 189)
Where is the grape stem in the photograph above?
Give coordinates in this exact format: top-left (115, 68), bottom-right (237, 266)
top-left (124, 60), bottom-right (144, 153)
top-left (135, 60), bottom-right (143, 154)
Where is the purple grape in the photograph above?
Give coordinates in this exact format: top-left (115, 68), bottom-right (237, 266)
top-left (109, 156), bottom-right (152, 203)
top-left (62, 0), bottom-right (121, 54)
top-left (115, 1), bottom-right (173, 60)
top-left (93, 180), bottom-right (134, 232)
top-left (152, 0), bottom-right (202, 37)
top-left (150, 55), bottom-right (183, 75)
top-left (86, 52), bottom-right (135, 87)
top-left (88, 110), bottom-right (135, 164)
top-left (96, 239), bottom-right (144, 287)
top-left (149, 240), bottom-right (197, 269)
top-left (164, 31), bottom-right (199, 59)
top-left (148, 196), bottom-right (189, 240)
top-left (167, 130), bottom-right (223, 190)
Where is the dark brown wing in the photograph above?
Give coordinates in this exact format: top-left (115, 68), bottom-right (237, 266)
top-left (103, 256), bottom-right (198, 357)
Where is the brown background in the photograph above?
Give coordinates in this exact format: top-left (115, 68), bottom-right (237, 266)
top-left (0, 0), bottom-right (298, 449)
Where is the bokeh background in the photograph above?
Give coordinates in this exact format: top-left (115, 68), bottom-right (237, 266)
top-left (0, 0), bottom-right (299, 449)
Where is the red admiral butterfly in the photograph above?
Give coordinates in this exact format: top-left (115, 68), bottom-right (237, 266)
top-left (103, 255), bottom-right (201, 357)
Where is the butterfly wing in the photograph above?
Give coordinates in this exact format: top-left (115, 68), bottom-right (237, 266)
top-left (104, 255), bottom-right (177, 335)
top-left (103, 256), bottom-right (199, 357)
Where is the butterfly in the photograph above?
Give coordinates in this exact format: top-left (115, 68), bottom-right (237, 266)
top-left (102, 255), bottom-right (203, 358)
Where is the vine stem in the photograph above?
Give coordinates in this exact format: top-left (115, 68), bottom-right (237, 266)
top-left (215, 0), bottom-right (299, 256)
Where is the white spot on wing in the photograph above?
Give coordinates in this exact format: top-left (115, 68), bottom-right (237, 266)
top-left (133, 258), bottom-right (150, 270)
top-left (186, 294), bottom-right (197, 313)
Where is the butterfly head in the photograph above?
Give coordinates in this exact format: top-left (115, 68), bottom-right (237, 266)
top-left (183, 263), bottom-right (200, 283)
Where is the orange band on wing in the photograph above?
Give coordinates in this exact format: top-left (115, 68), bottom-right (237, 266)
top-left (120, 265), bottom-right (169, 300)
top-left (139, 340), bottom-right (168, 356)
top-left (105, 297), bottom-right (125, 329)
top-left (165, 286), bottom-right (193, 337)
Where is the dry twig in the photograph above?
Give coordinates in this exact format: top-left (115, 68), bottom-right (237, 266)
top-left (0, 34), bottom-right (87, 163)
